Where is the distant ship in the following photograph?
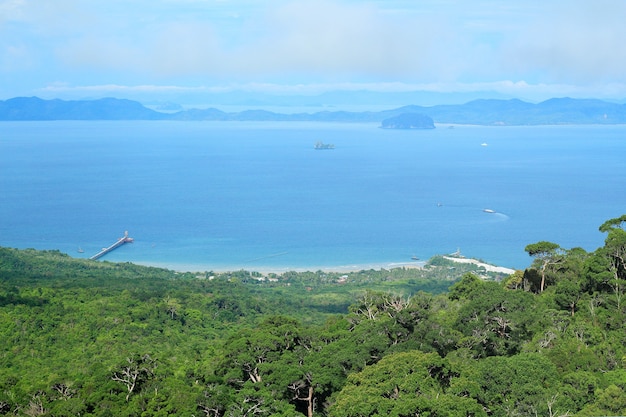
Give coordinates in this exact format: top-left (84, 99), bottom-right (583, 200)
top-left (483, 208), bottom-right (496, 213)
top-left (314, 141), bottom-right (335, 150)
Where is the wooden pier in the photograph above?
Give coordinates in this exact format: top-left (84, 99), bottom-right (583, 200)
top-left (89, 231), bottom-right (134, 260)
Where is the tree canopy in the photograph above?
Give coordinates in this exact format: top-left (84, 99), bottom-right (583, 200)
top-left (1, 215), bottom-right (626, 416)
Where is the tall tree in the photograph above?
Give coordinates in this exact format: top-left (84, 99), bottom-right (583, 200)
top-left (111, 354), bottom-right (157, 402)
top-left (598, 214), bottom-right (626, 233)
top-left (598, 216), bottom-right (626, 309)
top-left (553, 247), bottom-right (589, 316)
top-left (525, 241), bottom-right (563, 293)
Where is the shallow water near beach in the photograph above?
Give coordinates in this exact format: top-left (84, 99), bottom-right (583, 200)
top-left (1, 121), bottom-right (625, 271)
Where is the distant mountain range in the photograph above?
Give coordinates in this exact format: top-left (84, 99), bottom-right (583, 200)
top-left (1, 96), bottom-right (626, 125)
top-left (381, 113), bottom-right (435, 129)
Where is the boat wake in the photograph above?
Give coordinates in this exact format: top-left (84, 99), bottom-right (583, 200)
top-left (488, 212), bottom-right (510, 221)
top-left (482, 208), bottom-right (509, 221)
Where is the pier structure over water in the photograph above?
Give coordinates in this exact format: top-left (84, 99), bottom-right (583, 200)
top-left (89, 231), bottom-right (134, 260)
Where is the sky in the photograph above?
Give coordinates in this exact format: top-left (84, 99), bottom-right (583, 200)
top-left (2, 0), bottom-right (626, 106)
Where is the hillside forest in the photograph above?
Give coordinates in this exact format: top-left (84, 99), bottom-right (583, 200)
top-left (1, 215), bottom-right (626, 416)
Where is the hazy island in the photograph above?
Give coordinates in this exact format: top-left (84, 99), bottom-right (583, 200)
top-left (2, 96), bottom-right (626, 125)
top-left (380, 112), bottom-right (435, 129)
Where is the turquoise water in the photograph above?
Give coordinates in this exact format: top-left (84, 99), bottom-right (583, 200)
top-left (1, 121), bottom-right (624, 271)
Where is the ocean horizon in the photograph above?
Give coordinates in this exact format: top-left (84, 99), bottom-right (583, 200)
top-left (1, 121), bottom-right (625, 272)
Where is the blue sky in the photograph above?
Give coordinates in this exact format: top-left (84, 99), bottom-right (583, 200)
top-left (1, 0), bottom-right (626, 105)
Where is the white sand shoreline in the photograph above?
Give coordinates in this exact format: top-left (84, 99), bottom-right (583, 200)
top-left (134, 256), bottom-right (517, 275)
top-left (134, 260), bottom-right (426, 274)
top-left (442, 256), bottom-right (517, 274)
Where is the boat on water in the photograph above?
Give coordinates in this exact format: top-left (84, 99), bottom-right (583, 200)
top-left (77, 247), bottom-right (84, 253)
top-left (483, 208), bottom-right (496, 213)
top-left (314, 141), bottom-right (335, 150)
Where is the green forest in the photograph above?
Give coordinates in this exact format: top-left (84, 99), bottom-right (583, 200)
top-left (1, 216), bottom-right (626, 416)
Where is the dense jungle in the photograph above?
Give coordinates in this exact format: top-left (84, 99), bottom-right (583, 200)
top-left (1, 215), bottom-right (626, 416)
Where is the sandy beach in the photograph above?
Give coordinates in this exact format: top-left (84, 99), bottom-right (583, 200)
top-left (442, 256), bottom-right (517, 274)
top-left (135, 257), bottom-right (517, 275)
top-left (134, 260), bottom-right (426, 274)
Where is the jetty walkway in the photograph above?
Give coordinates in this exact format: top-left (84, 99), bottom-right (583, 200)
top-left (89, 231), bottom-right (134, 260)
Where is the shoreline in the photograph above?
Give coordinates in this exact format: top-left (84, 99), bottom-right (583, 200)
top-left (442, 256), bottom-right (517, 274)
top-left (134, 260), bottom-right (427, 274)
top-left (134, 256), bottom-right (517, 275)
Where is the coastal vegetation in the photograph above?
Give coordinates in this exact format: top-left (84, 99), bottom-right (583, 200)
top-left (1, 215), bottom-right (626, 416)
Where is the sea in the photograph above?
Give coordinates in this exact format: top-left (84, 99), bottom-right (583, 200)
top-left (1, 120), bottom-right (625, 272)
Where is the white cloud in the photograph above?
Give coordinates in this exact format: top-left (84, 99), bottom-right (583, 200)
top-left (3, 0), bottom-right (626, 100)
top-left (499, 0), bottom-right (626, 84)
top-left (0, 43), bottom-right (33, 71)
top-left (0, 0), bottom-right (26, 24)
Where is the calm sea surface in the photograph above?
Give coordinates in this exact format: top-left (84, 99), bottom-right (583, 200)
top-left (1, 121), bottom-right (624, 271)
